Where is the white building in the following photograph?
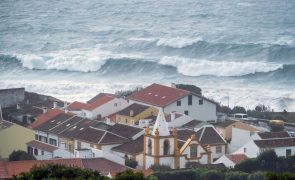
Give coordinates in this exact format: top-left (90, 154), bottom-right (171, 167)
top-left (128, 83), bottom-right (217, 122)
top-left (67, 93), bottom-right (129, 119)
top-left (27, 140), bottom-right (73, 160)
top-left (143, 109), bottom-right (212, 169)
top-left (214, 154), bottom-right (247, 168)
top-left (234, 137), bottom-right (295, 158)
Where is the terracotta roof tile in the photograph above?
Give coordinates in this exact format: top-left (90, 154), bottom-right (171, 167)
top-left (68, 94), bottom-right (115, 111)
top-left (3, 158), bottom-right (126, 178)
top-left (117, 103), bottom-right (150, 117)
top-left (177, 127), bottom-right (226, 145)
top-left (108, 123), bottom-right (143, 139)
top-left (254, 137), bottom-right (295, 148)
top-left (26, 140), bottom-right (58, 152)
top-left (128, 83), bottom-right (190, 107)
top-left (258, 131), bottom-right (290, 139)
top-left (112, 135), bottom-right (144, 154)
top-left (68, 101), bottom-right (92, 111)
top-left (82, 158), bottom-right (126, 174)
top-left (29, 109), bottom-right (63, 129)
top-left (34, 113), bottom-right (74, 131)
top-left (215, 120), bottom-right (237, 128)
top-left (225, 154), bottom-right (247, 164)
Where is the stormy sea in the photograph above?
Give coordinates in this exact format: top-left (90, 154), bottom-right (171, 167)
top-left (0, 0), bottom-right (294, 111)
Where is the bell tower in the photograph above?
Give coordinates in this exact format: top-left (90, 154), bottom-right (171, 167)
top-left (143, 108), bottom-right (179, 169)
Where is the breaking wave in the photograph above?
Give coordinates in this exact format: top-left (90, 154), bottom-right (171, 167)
top-left (159, 56), bottom-right (284, 76)
top-left (1, 53), bottom-right (291, 77)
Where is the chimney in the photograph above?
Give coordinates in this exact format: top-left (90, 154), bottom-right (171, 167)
top-left (53, 102), bottom-right (58, 109)
top-left (43, 107), bottom-right (48, 114)
top-left (130, 110), bottom-right (134, 117)
top-left (171, 83), bottom-right (176, 88)
top-left (171, 111), bottom-right (176, 121)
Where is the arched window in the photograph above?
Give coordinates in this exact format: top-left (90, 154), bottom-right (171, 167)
top-left (163, 139), bottom-right (170, 155)
top-left (148, 139), bottom-right (152, 155)
top-left (190, 145), bottom-right (198, 158)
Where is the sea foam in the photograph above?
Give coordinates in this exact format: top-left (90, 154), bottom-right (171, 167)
top-left (156, 37), bottom-right (203, 48)
top-left (159, 56), bottom-right (283, 76)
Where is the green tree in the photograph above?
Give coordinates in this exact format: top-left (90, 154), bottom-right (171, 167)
top-left (232, 106), bottom-right (247, 114)
top-left (149, 164), bottom-right (171, 171)
top-left (9, 150), bottom-right (36, 161)
top-left (115, 169), bottom-right (146, 180)
top-left (125, 157), bottom-right (138, 168)
top-left (257, 150), bottom-right (278, 171)
top-left (11, 163), bottom-right (107, 179)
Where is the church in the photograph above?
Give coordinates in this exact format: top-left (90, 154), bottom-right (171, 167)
top-left (143, 109), bottom-right (212, 169)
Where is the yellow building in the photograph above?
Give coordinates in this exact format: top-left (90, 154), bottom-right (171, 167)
top-left (215, 120), bottom-right (259, 141)
top-left (116, 103), bottom-right (158, 125)
top-left (0, 120), bottom-right (35, 159)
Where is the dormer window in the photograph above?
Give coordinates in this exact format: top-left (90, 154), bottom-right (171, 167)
top-left (190, 145), bottom-right (198, 158)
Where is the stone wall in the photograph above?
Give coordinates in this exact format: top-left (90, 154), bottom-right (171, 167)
top-left (0, 88), bottom-right (25, 108)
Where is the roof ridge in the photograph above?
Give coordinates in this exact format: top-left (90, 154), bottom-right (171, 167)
top-left (57, 117), bottom-right (85, 135)
top-left (97, 131), bottom-right (108, 144)
top-left (48, 115), bottom-right (76, 132)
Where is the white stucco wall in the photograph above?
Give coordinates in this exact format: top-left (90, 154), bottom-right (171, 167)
top-left (229, 128), bottom-right (254, 153)
top-left (91, 98), bottom-right (129, 118)
top-left (234, 141), bottom-right (260, 158)
top-left (214, 155), bottom-right (235, 168)
top-left (130, 94), bottom-right (217, 122)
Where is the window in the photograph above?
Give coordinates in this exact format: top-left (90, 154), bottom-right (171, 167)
top-left (177, 100), bottom-right (181, 106)
top-left (184, 111), bottom-right (189, 115)
top-left (216, 146), bottom-right (222, 154)
top-left (148, 139), bottom-right (152, 155)
top-left (190, 145), bottom-right (198, 158)
top-left (34, 148), bottom-right (38, 155)
top-left (49, 138), bottom-right (57, 146)
top-left (27, 146), bottom-right (33, 155)
top-left (35, 134), bottom-right (38, 140)
top-left (199, 99), bottom-right (203, 105)
top-left (163, 140), bottom-right (170, 155)
top-left (77, 141), bottom-right (82, 149)
top-left (286, 149), bottom-right (292, 157)
top-left (188, 95), bottom-right (192, 105)
top-left (244, 148), bottom-right (247, 153)
top-left (41, 151), bottom-right (44, 155)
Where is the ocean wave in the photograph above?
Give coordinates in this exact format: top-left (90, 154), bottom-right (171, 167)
top-left (159, 56), bottom-right (284, 76)
top-left (156, 37), bottom-right (203, 48)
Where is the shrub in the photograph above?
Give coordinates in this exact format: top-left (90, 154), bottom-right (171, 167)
top-left (225, 171), bottom-right (248, 180)
top-left (235, 158), bottom-right (259, 173)
top-left (257, 150), bottom-right (278, 171)
top-left (9, 150), bottom-right (36, 161)
top-left (115, 169), bottom-right (146, 180)
top-left (247, 171), bottom-right (265, 180)
top-left (201, 170), bottom-right (224, 180)
top-left (125, 157), bottom-right (138, 168)
top-left (12, 163), bottom-right (106, 179)
top-left (149, 164), bottom-right (171, 171)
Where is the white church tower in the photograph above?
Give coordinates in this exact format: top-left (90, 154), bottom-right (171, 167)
top-left (143, 108), bottom-right (181, 169)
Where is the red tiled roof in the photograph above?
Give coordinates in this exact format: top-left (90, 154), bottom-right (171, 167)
top-left (258, 131), bottom-right (290, 139)
top-left (226, 154), bottom-right (247, 164)
top-left (254, 137), bottom-right (295, 148)
top-left (0, 161), bottom-right (8, 179)
top-left (128, 83), bottom-right (190, 107)
top-left (68, 94), bottom-right (115, 111)
top-left (2, 158), bottom-right (127, 178)
top-left (28, 109), bottom-right (63, 129)
top-left (26, 140), bottom-right (58, 152)
top-left (67, 101), bottom-right (92, 111)
top-left (88, 94), bottom-right (115, 109)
